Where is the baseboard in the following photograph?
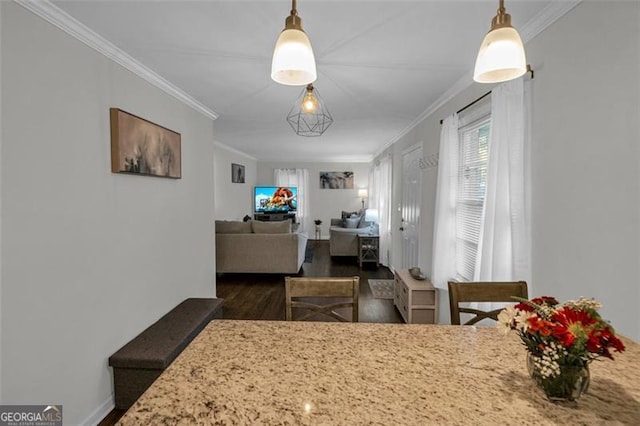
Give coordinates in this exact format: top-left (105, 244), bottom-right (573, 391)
top-left (81, 394), bottom-right (114, 426)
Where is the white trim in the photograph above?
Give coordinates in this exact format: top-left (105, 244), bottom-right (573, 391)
top-left (401, 142), bottom-right (422, 157)
top-left (80, 395), bottom-right (114, 426)
top-left (213, 141), bottom-right (373, 163)
top-left (519, 0), bottom-right (583, 42)
top-left (213, 141), bottom-right (258, 161)
top-left (15, 0), bottom-right (218, 121)
top-left (384, 0), bottom-right (582, 149)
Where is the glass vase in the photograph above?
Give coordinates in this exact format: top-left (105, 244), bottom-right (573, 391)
top-left (527, 353), bottom-right (590, 402)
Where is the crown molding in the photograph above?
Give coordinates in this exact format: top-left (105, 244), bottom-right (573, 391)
top-left (381, 0), bottom-right (582, 153)
top-left (15, 0), bottom-right (218, 121)
top-left (213, 141), bottom-right (258, 161)
top-left (520, 0), bottom-right (582, 42)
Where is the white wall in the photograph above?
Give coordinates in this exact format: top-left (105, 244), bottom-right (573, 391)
top-left (1, 3), bottom-right (216, 424)
top-left (376, 1), bottom-right (640, 339)
top-left (527, 1), bottom-right (639, 340)
top-left (257, 162), bottom-right (370, 238)
top-left (213, 142), bottom-right (257, 220)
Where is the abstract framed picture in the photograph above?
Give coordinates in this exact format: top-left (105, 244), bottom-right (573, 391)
top-left (231, 163), bottom-right (245, 183)
top-left (110, 108), bottom-right (181, 179)
top-left (319, 171), bottom-right (354, 189)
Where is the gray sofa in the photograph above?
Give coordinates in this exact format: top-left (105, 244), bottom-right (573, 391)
top-left (329, 215), bottom-right (372, 256)
top-left (215, 220), bottom-right (308, 274)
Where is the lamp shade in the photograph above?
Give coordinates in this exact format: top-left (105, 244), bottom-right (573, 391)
top-left (271, 28), bottom-right (317, 86)
top-left (358, 188), bottom-right (368, 198)
top-left (364, 208), bottom-right (378, 223)
top-left (473, 26), bottom-right (526, 83)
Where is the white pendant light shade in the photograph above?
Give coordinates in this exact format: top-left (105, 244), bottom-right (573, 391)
top-left (474, 27), bottom-right (526, 83)
top-left (473, 0), bottom-right (527, 84)
top-left (271, 0), bottom-right (317, 86)
top-left (271, 29), bottom-right (317, 86)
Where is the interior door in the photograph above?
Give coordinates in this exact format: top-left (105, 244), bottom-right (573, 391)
top-left (400, 145), bottom-right (423, 269)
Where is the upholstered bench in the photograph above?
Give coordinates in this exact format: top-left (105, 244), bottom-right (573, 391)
top-left (108, 298), bottom-right (224, 409)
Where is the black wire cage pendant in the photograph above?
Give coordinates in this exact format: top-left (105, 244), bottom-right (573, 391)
top-left (286, 84), bottom-right (333, 137)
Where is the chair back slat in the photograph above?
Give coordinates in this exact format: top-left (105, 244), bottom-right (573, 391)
top-left (285, 277), bottom-right (359, 322)
top-left (448, 281), bottom-right (528, 325)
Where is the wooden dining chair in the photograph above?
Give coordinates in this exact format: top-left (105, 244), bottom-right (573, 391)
top-left (285, 276), bottom-right (359, 322)
top-left (448, 281), bottom-right (528, 325)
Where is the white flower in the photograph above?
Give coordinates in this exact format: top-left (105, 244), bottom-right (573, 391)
top-left (533, 342), bottom-right (568, 379)
top-left (565, 296), bottom-right (601, 311)
top-left (497, 305), bottom-right (517, 334)
top-left (514, 310), bottom-right (535, 332)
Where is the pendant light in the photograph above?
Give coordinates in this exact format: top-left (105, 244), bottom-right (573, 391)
top-left (300, 85), bottom-right (320, 114)
top-left (473, 0), bottom-right (527, 83)
top-left (287, 84), bottom-right (333, 137)
top-left (271, 0), bottom-right (317, 86)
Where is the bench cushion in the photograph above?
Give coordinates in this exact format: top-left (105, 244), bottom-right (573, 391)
top-left (109, 298), bottom-right (224, 370)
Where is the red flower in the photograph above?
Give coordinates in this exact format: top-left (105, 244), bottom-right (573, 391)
top-left (588, 327), bottom-right (626, 359)
top-left (552, 324), bottom-right (575, 347)
top-left (532, 296), bottom-right (559, 306)
top-left (515, 302), bottom-right (534, 312)
top-left (527, 316), bottom-right (554, 337)
top-left (586, 331), bottom-right (602, 353)
top-left (548, 307), bottom-right (598, 349)
top-left (552, 306), bottom-right (597, 328)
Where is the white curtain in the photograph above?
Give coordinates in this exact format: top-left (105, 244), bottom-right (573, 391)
top-left (274, 168), bottom-right (311, 235)
top-left (368, 155), bottom-right (392, 266)
top-left (431, 113), bottom-right (459, 289)
top-left (475, 78), bottom-right (532, 287)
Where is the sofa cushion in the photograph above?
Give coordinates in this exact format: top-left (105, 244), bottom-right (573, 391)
top-left (252, 220), bottom-right (291, 234)
top-left (215, 220), bottom-right (252, 234)
top-left (344, 216), bottom-right (361, 229)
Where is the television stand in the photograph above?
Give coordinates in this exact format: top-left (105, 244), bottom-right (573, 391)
top-left (254, 213), bottom-right (296, 222)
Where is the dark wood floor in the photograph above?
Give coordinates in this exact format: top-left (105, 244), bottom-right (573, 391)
top-left (99, 240), bottom-right (401, 425)
top-left (216, 240), bottom-right (403, 323)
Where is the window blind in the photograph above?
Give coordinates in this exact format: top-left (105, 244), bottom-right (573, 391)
top-left (456, 118), bottom-right (490, 281)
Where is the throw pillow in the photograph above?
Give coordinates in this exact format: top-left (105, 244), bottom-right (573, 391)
top-left (344, 216), bottom-right (360, 229)
top-left (341, 210), bottom-right (358, 220)
top-left (215, 220), bottom-right (252, 234)
top-left (252, 220), bottom-right (291, 234)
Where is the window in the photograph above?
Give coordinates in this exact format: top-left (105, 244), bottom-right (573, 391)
top-left (455, 113), bottom-right (490, 281)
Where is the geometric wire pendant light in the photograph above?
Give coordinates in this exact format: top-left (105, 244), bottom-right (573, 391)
top-left (473, 0), bottom-right (527, 83)
top-left (287, 84), bottom-right (333, 136)
top-left (271, 0), bottom-right (317, 86)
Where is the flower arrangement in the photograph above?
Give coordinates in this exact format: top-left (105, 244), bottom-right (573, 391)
top-left (314, 219), bottom-right (322, 225)
top-left (497, 296), bottom-right (625, 400)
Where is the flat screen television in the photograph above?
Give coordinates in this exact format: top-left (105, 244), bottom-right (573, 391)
top-left (254, 186), bottom-right (298, 213)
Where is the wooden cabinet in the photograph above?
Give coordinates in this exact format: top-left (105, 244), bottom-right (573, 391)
top-left (394, 269), bottom-right (438, 324)
top-left (358, 234), bottom-right (379, 268)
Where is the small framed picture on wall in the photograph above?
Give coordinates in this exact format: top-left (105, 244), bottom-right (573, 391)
top-left (232, 163), bottom-right (245, 183)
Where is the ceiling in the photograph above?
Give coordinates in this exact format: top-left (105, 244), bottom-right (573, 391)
top-left (50, 0), bottom-right (558, 162)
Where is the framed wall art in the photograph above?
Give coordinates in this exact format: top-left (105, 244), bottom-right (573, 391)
top-left (110, 108), bottom-right (181, 179)
top-left (232, 163), bottom-right (245, 183)
top-left (319, 171), bottom-right (354, 189)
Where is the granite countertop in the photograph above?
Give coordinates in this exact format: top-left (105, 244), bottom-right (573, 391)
top-left (118, 320), bottom-right (640, 425)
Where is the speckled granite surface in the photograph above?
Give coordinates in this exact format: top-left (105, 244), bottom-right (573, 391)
top-left (117, 320), bottom-right (639, 425)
